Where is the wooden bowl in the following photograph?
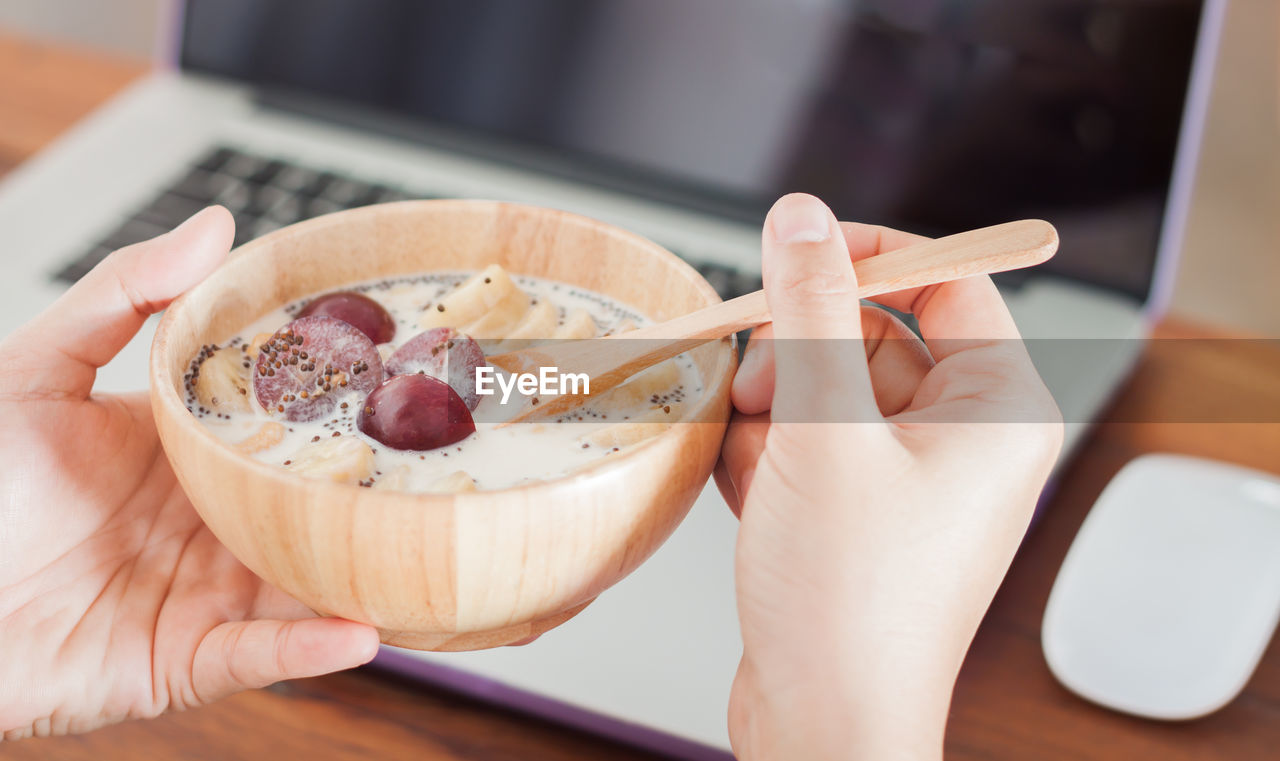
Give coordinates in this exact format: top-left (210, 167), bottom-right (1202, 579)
top-left (150, 200), bottom-right (735, 651)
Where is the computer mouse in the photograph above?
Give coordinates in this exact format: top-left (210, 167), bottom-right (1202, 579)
top-left (1042, 453), bottom-right (1280, 720)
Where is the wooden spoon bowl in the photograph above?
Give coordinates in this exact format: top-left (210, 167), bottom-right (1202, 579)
top-left (149, 200), bottom-right (735, 651)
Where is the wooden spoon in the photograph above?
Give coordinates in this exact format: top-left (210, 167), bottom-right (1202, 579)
top-left (488, 218), bottom-right (1058, 423)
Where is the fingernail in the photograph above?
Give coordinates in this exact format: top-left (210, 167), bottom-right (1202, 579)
top-left (770, 195), bottom-right (831, 244)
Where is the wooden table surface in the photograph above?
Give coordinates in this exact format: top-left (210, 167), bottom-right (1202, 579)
top-left (1, 32), bottom-right (1277, 761)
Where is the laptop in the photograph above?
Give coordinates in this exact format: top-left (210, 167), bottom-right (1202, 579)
top-left (0, 0), bottom-right (1223, 756)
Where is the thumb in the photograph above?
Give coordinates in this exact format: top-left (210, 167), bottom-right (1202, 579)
top-left (1, 206), bottom-right (233, 400)
top-left (192, 617), bottom-right (380, 705)
top-left (762, 194), bottom-right (879, 424)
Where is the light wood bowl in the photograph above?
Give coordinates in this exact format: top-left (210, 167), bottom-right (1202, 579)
top-left (150, 200), bottom-right (735, 651)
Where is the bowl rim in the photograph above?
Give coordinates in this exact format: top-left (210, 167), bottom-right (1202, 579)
top-left (149, 199), bottom-right (737, 499)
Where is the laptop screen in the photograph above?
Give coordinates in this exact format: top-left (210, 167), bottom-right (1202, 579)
top-left (181, 0), bottom-right (1205, 301)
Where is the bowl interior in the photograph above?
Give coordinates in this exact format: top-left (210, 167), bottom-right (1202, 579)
top-left (157, 200), bottom-right (731, 431)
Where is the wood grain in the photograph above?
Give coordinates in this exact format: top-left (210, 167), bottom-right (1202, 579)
top-left (0, 31), bottom-right (146, 174)
top-left (150, 200), bottom-right (735, 651)
top-left (1, 32), bottom-right (1276, 761)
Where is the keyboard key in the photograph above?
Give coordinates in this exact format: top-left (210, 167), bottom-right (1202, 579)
top-left (169, 167), bottom-right (223, 200)
top-left (273, 165), bottom-right (327, 195)
top-left (193, 146), bottom-right (235, 173)
top-left (307, 171), bottom-right (343, 197)
top-left (244, 185), bottom-right (295, 217)
top-left (134, 192), bottom-right (208, 228)
top-left (55, 144), bottom-right (451, 286)
top-left (213, 178), bottom-right (253, 212)
top-left (221, 151), bottom-right (274, 181)
top-left (266, 195), bottom-right (305, 224)
top-left (370, 186), bottom-right (415, 203)
top-left (246, 159), bottom-right (285, 185)
top-left (232, 215), bottom-right (260, 248)
top-left (103, 218), bottom-right (169, 250)
top-left (320, 176), bottom-right (376, 206)
top-left (249, 218), bottom-right (285, 239)
top-left (304, 197), bottom-right (346, 218)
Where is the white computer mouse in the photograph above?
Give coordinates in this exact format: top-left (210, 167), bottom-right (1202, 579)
top-left (1042, 453), bottom-right (1280, 720)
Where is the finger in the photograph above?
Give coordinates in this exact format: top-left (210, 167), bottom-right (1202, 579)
top-left (735, 308), bottom-right (934, 418)
top-left (193, 617), bottom-right (379, 704)
top-left (838, 221), bottom-right (930, 314)
top-left (862, 307), bottom-right (935, 416)
top-left (2, 206), bottom-right (233, 399)
top-left (731, 322), bottom-right (774, 415)
top-left (839, 221), bottom-right (1021, 360)
top-left (762, 194), bottom-right (881, 425)
top-left (713, 456), bottom-right (741, 516)
top-left (719, 411), bottom-right (770, 518)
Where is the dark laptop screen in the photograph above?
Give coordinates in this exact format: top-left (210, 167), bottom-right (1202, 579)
top-left (181, 0), bottom-right (1205, 301)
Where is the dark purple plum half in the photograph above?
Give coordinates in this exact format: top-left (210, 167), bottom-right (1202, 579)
top-left (386, 327), bottom-right (486, 410)
top-left (297, 291), bottom-right (396, 345)
top-left (253, 315), bottom-right (384, 422)
top-left (357, 374), bottom-right (476, 451)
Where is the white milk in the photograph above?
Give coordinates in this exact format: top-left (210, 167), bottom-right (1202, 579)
top-left (187, 272), bottom-right (701, 491)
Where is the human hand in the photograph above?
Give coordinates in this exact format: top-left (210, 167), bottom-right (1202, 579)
top-left (0, 208), bottom-right (379, 740)
top-left (715, 194), bottom-right (1062, 760)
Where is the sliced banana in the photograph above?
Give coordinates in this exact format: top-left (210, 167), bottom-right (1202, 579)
top-left (462, 284), bottom-right (531, 339)
top-left (420, 264), bottom-right (522, 330)
top-left (194, 346), bottom-right (252, 412)
top-left (235, 422), bottom-right (286, 454)
top-left (373, 464), bottom-right (411, 491)
top-left (428, 470), bottom-right (477, 493)
top-left (581, 402), bottom-right (684, 449)
top-left (593, 360), bottom-right (681, 413)
top-left (284, 436), bottom-right (375, 485)
top-left (554, 308), bottom-right (599, 340)
top-left (505, 300), bottom-right (558, 341)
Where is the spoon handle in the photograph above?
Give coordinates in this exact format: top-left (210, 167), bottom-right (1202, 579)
top-left (621, 219), bottom-right (1058, 342)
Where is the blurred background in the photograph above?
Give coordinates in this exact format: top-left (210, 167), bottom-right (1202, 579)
top-left (0, 0), bottom-right (1275, 333)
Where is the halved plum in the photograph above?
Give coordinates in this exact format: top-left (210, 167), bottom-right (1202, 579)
top-left (386, 327), bottom-right (486, 410)
top-left (297, 291), bottom-right (396, 344)
top-left (253, 315), bottom-right (384, 422)
top-left (357, 374), bottom-right (476, 451)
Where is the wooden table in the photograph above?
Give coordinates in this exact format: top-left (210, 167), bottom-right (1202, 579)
top-left (1, 32), bottom-right (1277, 761)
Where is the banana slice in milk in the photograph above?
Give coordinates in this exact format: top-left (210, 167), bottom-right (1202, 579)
top-left (235, 422), bottom-right (285, 454)
top-left (284, 437), bottom-right (375, 485)
top-left (581, 402), bottom-right (685, 449)
top-left (194, 346), bottom-right (252, 413)
top-left (429, 470), bottom-right (477, 493)
top-left (554, 308), bottom-right (599, 340)
top-left (505, 299), bottom-right (558, 341)
top-left (420, 264), bottom-right (523, 330)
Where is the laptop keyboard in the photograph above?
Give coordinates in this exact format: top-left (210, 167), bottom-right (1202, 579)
top-left (53, 145), bottom-right (762, 302)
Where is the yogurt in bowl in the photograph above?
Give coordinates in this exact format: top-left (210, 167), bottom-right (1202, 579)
top-left (184, 265), bottom-right (702, 492)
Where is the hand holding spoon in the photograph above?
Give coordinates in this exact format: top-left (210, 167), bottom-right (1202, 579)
top-left (488, 218), bottom-right (1058, 423)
